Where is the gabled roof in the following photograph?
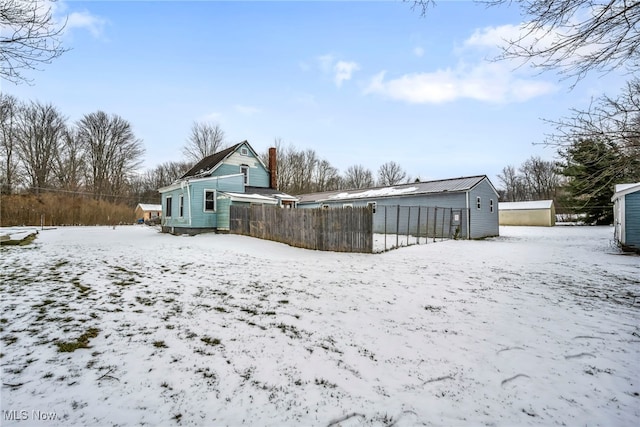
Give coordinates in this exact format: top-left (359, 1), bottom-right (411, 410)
top-left (499, 200), bottom-right (554, 211)
top-left (612, 182), bottom-right (640, 201)
top-left (180, 142), bottom-right (244, 179)
top-left (297, 175), bottom-right (493, 204)
top-left (136, 203), bottom-right (162, 211)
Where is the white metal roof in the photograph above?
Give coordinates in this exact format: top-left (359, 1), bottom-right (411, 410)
top-left (499, 200), bottom-right (554, 211)
top-left (612, 182), bottom-right (640, 201)
top-left (136, 203), bottom-right (162, 211)
top-left (297, 175), bottom-right (491, 204)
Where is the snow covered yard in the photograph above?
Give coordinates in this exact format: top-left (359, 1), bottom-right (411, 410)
top-left (1, 225), bottom-right (638, 426)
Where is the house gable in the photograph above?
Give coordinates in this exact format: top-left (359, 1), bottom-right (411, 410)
top-left (180, 141), bottom-right (271, 188)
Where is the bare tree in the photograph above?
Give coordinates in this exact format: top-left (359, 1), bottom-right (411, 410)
top-left (0, 0), bottom-right (68, 84)
top-left (377, 161), bottom-right (407, 186)
top-left (182, 121), bottom-right (226, 163)
top-left (313, 159), bottom-right (342, 192)
top-left (519, 156), bottom-right (561, 200)
top-left (497, 165), bottom-right (526, 201)
top-left (15, 101), bottom-right (66, 193)
top-left (52, 127), bottom-right (85, 193)
top-left (0, 93), bottom-right (21, 193)
top-left (343, 164), bottom-right (374, 189)
top-left (77, 111), bottom-right (144, 200)
top-left (547, 78), bottom-right (640, 177)
top-left (409, 0), bottom-right (640, 83)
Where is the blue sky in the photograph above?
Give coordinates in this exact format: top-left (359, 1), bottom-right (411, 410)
top-left (2, 0), bottom-right (626, 187)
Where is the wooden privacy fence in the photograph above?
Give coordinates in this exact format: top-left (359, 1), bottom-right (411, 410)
top-left (230, 205), bottom-right (373, 253)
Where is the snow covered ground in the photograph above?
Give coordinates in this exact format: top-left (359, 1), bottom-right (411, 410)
top-left (1, 225), bottom-right (638, 426)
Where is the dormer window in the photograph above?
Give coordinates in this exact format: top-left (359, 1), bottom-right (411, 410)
top-left (240, 147), bottom-right (248, 156)
top-left (240, 165), bottom-right (249, 185)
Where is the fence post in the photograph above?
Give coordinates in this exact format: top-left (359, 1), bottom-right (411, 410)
top-left (406, 207), bottom-right (411, 246)
top-left (416, 207), bottom-right (421, 245)
top-left (384, 205), bottom-right (387, 252)
top-left (433, 207), bottom-right (437, 242)
top-left (396, 205), bottom-right (400, 248)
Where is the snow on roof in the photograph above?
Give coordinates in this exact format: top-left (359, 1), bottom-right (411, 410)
top-left (499, 200), bottom-right (554, 211)
top-left (136, 204), bottom-right (162, 211)
top-left (221, 192), bottom-right (279, 204)
top-left (297, 175), bottom-right (490, 203)
top-left (329, 186), bottom-right (418, 200)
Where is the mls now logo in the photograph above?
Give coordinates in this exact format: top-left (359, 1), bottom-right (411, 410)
top-left (2, 410), bottom-right (29, 421)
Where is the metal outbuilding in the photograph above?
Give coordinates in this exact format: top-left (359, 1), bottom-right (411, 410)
top-left (498, 200), bottom-right (556, 227)
top-left (612, 182), bottom-right (640, 253)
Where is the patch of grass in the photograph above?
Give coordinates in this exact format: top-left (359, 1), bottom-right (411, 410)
top-left (314, 377), bottom-right (337, 388)
top-left (278, 300), bottom-right (289, 304)
top-left (424, 305), bottom-right (442, 312)
top-left (214, 306), bottom-right (227, 313)
top-left (240, 307), bottom-right (259, 316)
top-left (42, 372), bottom-right (54, 379)
top-left (200, 336), bottom-right (221, 346)
top-left (263, 311), bottom-right (276, 316)
top-left (2, 335), bottom-right (18, 346)
top-left (153, 340), bottom-right (168, 348)
top-left (55, 327), bottom-right (100, 352)
top-left (136, 296), bottom-right (156, 306)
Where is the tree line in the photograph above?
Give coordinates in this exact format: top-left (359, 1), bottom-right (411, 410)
top-left (498, 79), bottom-right (640, 224)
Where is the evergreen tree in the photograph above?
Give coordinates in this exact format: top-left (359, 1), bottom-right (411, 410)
top-left (559, 139), bottom-right (622, 224)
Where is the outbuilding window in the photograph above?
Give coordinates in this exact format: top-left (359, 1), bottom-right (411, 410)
top-left (367, 201), bottom-right (377, 213)
top-left (165, 196), bottom-right (172, 218)
top-left (204, 190), bottom-right (217, 212)
top-left (490, 199), bottom-right (494, 213)
top-left (476, 197), bottom-right (481, 210)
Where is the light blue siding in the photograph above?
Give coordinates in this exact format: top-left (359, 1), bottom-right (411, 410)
top-left (297, 177), bottom-right (499, 239)
top-left (161, 174), bottom-right (244, 230)
top-left (468, 179), bottom-right (500, 238)
top-left (624, 191), bottom-right (640, 249)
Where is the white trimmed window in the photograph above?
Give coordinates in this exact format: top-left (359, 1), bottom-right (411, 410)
top-left (165, 196), bottom-right (172, 218)
top-left (240, 165), bottom-right (249, 185)
top-left (476, 197), bottom-right (481, 210)
top-left (240, 147), bottom-right (249, 156)
top-left (179, 194), bottom-right (184, 217)
top-left (204, 190), bottom-right (217, 212)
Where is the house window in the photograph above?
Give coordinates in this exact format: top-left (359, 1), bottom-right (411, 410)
top-left (490, 199), bottom-right (494, 213)
top-left (204, 190), bottom-right (216, 212)
top-left (165, 196), bottom-right (172, 218)
top-left (179, 194), bottom-right (184, 217)
top-left (476, 197), bottom-right (481, 210)
top-left (240, 165), bottom-right (249, 185)
top-left (240, 147), bottom-right (248, 156)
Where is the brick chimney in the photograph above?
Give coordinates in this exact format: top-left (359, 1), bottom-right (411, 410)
top-left (268, 147), bottom-right (277, 189)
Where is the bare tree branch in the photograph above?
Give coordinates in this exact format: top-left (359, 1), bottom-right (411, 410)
top-left (0, 0), bottom-right (68, 84)
top-left (182, 121), bottom-right (226, 163)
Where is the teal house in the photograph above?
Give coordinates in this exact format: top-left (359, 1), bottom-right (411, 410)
top-left (612, 182), bottom-right (640, 253)
top-left (158, 142), bottom-right (296, 234)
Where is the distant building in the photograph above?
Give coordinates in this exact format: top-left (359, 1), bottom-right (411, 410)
top-left (498, 200), bottom-right (556, 227)
top-left (612, 183), bottom-right (640, 253)
top-left (135, 203), bottom-right (162, 223)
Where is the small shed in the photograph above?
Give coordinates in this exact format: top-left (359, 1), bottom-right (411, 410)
top-left (135, 204), bottom-right (162, 222)
top-left (612, 182), bottom-right (640, 253)
top-left (499, 200), bottom-right (555, 226)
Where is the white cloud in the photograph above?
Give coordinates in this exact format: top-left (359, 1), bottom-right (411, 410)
top-left (364, 62), bottom-right (556, 104)
top-left (365, 23), bottom-right (561, 104)
top-left (314, 54), bottom-right (360, 87)
top-left (413, 46), bottom-right (425, 57)
top-left (234, 105), bottom-right (261, 115)
top-left (334, 61), bottom-right (360, 87)
top-left (66, 10), bottom-right (108, 38)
